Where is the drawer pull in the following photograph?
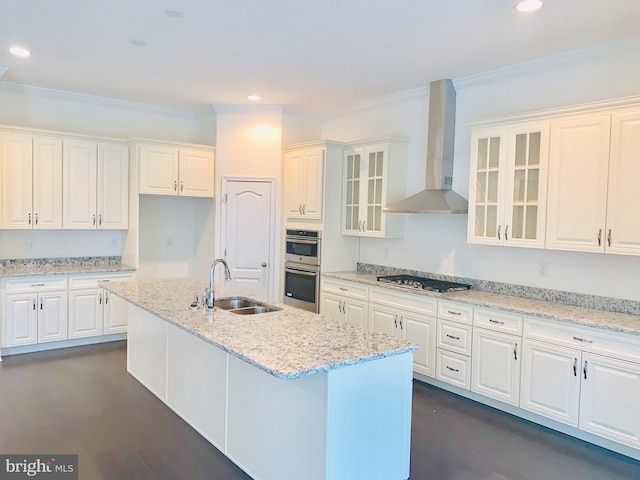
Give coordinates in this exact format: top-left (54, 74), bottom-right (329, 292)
top-left (489, 319), bottom-right (505, 325)
top-left (445, 365), bottom-right (460, 373)
top-left (447, 310), bottom-right (462, 316)
top-left (573, 358), bottom-right (577, 377)
top-left (339, 287), bottom-right (347, 291)
top-left (573, 336), bottom-right (593, 344)
top-left (446, 334), bottom-right (460, 340)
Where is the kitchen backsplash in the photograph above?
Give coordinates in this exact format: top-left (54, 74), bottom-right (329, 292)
top-left (358, 263), bottom-right (640, 316)
top-left (0, 256), bottom-right (123, 267)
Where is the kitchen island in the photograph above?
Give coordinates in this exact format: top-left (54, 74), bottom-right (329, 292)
top-left (102, 277), bottom-right (416, 480)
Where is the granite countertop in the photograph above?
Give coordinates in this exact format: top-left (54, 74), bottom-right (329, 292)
top-left (102, 277), bottom-right (416, 379)
top-left (0, 259), bottom-right (136, 278)
top-left (324, 271), bottom-right (640, 336)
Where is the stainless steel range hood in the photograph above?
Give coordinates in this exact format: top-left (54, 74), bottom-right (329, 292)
top-left (384, 79), bottom-right (468, 214)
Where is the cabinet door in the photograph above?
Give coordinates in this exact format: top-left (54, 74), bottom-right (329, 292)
top-left (342, 148), bottom-right (362, 235)
top-left (139, 144), bottom-right (179, 195)
top-left (3, 294), bottom-right (38, 347)
top-left (344, 298), bottom-right (368, 329)
top-left (471, 328), bottom-right (521, 406)
top-left (319, 292), bottom-right (342, 322)
top-left (37, 291), bottom-right (68, 343)
top-left (302, 148), bottom-right (324, 219)
top-left (468, 128), bottom-right (507, 245)
top-left (404, 312), bottom-right (436, 377)
top-left (1, 133), bottom-right (33, 229)
top-left (179, 148), bottom-right (214, 197)
top-left (284, 150), bottom-right (306, 219)
top-left (103, 290), bottom-right (128, 334)
top-left (63, 140), bottom-right (98, 229)
top-left (520, 339), bottom-right (581, 427)
top-left (361, 146), bottom-right (387, 236)
top-left (503, 124), bottom-right (549, 248)
top-left (97, 143), bottom-right (129, 229)
top-left (369, 303), bottom-right (399, 338)
top-left (579, 353), bottom-right (640, 449)
top-left (32, 136), bottom-right (63, 229)
top-left (546, 114), bottom-right (611, 252)
top-left (68, 288), bottom-right (103, 338)
top-left (605, 110), bottom-right (640, 255)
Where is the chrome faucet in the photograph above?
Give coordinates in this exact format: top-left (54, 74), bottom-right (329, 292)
top-left (204, 259), bottom-right (232, 310)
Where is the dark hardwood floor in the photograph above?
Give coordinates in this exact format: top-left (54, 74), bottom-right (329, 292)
top-left (1, 341), bottom-right (639, 479)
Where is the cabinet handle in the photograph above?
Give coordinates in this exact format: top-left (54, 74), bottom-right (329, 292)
top-left (497, 225), bottom-right (501, 240)
top-left (32, 298), bottom-right (36, 310)
top-left (174, 180), bottom-right (178, 191)
top-left (28, 213), bottom-right (32, 225)
top-left (35, 213), bottom-right (38, 225)
top-left (105, 292), bottom-right (109, 304)
top-left (99, 293), bottom-right (103, 305)
top-left (514, 343), bottom-right (518, 360)
top-left (447, 310), bottom-right (462, 316)
top-left (92, 214), bottom-right (96, 225)
top-left (445, 365), bottom-right (460, 373)
top-left (583, 360), bottom-right (588, 380)
top-left (40, 299), bottom-right (43, 310)
top-left (597, 228), bottom-right (602, 246)
top-left (394, 315), bottom-right (398, 329)
top-left (400, 316), bottom-right (403, 330)
top-left (573, 358), bottom-right (578, 377)
top-left (339, 287), bottom-right (347, 291)
top-left (505, 225), bottom-right (509, 241)
top-left (180, 181), bottom-right (184, 192)
top-left (607, 229), bottom-right (612, 247)
top-left (98, 214), bottom-right (102, 226)
top-left (489, 319), bottom-right (505, 325)
top-left (446, 334), bottom-right (460, 340)
top-left (302, 204), bottom-right (306, 215)
top-left (573, 336), bottom-right (593, 344)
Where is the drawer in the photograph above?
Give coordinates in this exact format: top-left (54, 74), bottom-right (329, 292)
top-left (320, 279), bottom-right (368, 301)
top-left (436, 349), bottom-right (471, 390)
top-left (438, 300), bottom-right (473, 325)
top-left (5, 276), bottom-right (68, 294)
top-left (69, 272), bottom-right (135, 290)
top-left (369, 286), bottom-right (437, 316)
top-left (474, 308), bottom-right (523, 335)
top-left (437, 319), bottom-right (473, 355)
top-left (524, 317), bottom-right (640, 364)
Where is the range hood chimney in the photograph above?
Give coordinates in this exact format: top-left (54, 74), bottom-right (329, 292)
top-left (384, 79), bottom-right (468, 214)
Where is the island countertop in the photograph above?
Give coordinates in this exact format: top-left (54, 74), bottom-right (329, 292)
top-left (102, 277), bottom-right (416, 379)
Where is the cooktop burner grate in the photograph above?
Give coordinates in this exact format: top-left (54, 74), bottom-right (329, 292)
top-left (376, 274), bottom-right (471, 293)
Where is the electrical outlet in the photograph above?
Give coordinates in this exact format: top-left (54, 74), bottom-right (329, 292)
top-left (111, 238), bottom-right (118, 248)
top-left (166, 237), bottom-right (173, 247)
top-left (538, 262), bottom-right (549, 277)
top-left (27, 240), bottom-right (35, 249)
top-left (383, 247), bottom-right (389, 258)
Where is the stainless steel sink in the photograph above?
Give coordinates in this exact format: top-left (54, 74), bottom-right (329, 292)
top-left (214, 297), bottom-right (280, 315)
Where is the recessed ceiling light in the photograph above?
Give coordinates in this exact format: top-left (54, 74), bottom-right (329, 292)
top-left (129, 39), bottom-right (148, 47)
top-left (9, 45), bottom-right (31, 58)
top-left (516, 0), bottom-right (543, 12)
top-left (248, 95), bottom-right (262, 101)
top-left (165, 9), bottom-right (184, 18)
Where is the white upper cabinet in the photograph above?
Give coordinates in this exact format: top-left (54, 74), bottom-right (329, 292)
top-left (546, 109), bottom-right (640, 255)
top-left (1, 133), bottom-right (63, 229)
top-left (342, 138), bottom-right (407, 238)
top-left (468, 122), bottom-right (549, 248)
top-left (63, 140), bottom-right (128, 229)
top-left (138, 143), bottom-right (215, 198)
top-left (284, 145), bottom-right (324, 220)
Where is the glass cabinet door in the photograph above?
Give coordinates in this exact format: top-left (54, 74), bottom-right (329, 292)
top-left (343, 151), bottom-right (361, 233)
top-left (365, 149), bottom-right (384, 233)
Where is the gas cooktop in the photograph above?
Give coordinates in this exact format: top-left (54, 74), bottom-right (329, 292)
top-left (376, 274), bottom-right (471, 293)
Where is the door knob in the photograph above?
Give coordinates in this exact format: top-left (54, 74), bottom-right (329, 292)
top-left (261, 262), bottom-right (268, 267)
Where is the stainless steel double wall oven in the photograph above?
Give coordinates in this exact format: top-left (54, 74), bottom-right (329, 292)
top-left (283, 229), bottom-right (321, 313)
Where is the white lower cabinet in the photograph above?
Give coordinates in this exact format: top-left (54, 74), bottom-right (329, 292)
top-left (2, 277), bottom-right (68, 347)
top-left (68, 273), bottom-right (135, 339)
top-left (369, 287), bottom-right (437, 377)
top-left (320, 279), bottom-right (369, 329)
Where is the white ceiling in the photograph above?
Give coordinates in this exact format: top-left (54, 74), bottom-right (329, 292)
top-left (1, 0), bottom-right (639, 112)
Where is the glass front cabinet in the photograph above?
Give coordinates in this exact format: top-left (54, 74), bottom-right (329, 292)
top-left (342, 138), bottom-right (407, 238)
top-left (468, 122), bottom-right (549, 248)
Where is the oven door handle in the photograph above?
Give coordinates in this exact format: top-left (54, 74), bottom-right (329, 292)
top-left (287, 238), bottom-right (319, 245)
top-left (285, 268), bottom-right (318, 277)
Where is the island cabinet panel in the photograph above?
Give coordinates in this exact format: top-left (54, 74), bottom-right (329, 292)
top-left (166, 324), bottom-right (227, 451)
top-left (126, 304), bottom-right (168, 401)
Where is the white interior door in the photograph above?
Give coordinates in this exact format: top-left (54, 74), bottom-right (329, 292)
top-left (221, 178), bottom-right (274, 299)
